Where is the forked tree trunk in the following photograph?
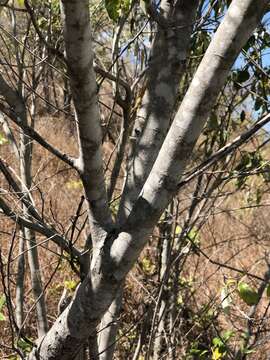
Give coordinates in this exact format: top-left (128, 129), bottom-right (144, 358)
top-left (27, 1), bottom-right (268, 359)
top-left (99, 2), bottom-right (199, 357)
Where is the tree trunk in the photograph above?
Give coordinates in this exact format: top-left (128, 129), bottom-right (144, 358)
top-left (19, 102), bottom-right (48, 336)
top-left (98, 289), bottom-right (122, 360)
top-left (28, 0), bottom-right (268, 358)
top-left (15, 234), bottom-right (25, 329)
top-left (99, 2), bottom-right (199, 357)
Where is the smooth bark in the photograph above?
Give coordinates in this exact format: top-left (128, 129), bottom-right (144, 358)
top-left (19, 105), bottom-right (48, 336)
top-left (110, 0), bottom-right (268, 278)
top-left (118, 0), bottom-right (199, 222)
top-left (98, 288), bottom-right (122, 360)
top-left (15, 234), bottom-right (25, 329)
top-left (60, 0), bottom-right (114, 252)
top-left (27, 0), bottom-right (268, 359)
top-left (99, 3), bottom-right (199, 357)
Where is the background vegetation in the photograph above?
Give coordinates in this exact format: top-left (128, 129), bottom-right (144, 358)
top-left (1, 0), bottom-right (270, 359)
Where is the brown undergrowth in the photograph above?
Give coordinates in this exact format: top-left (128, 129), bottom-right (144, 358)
top-left (1, 114), bottom-right (270, 360)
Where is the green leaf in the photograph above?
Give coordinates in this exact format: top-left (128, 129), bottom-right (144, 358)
top-left (237, 282), bottom-right (259, 306)
top-left (208, 113), bottom-right (219, 131)
top-left (187, 227), bottom-right (199, 242)
top-left (234, 151), bottom-right (263, 189)
top-left (158, 211), bottom-right (166, 223)
top-left (64, 280), bottom-right (77, 291)
top-left (175, 225), bottom-right (181, 235)
top-left (110, 198), bottom-right (120, 216)
top-left (105, 0), bottom-right (131, 22)
top-left (241, 347), bottom-right (255, 355)
top-left (0, 133), bottom-right (8, 145)
top-left (0, 295), bottom-right (6, 321)
top-left (16, 0), bottom-right (25, 7)
top-left (222, 330), bottom-right (234, 342)
top-left (212, 337), bottom-right (224, 348)
top-left (0, 294), bottom-right (6, 311)
top-left (17, 338), bottom-right (32, 352)
top-left (243, 35), bottom-right (255, 52)
top-left (8, 356), bottom-right (18, 360)
top-left (105, 0), bottom-right (120, 21)
top-left (141, 257), bottom-right (155, 275)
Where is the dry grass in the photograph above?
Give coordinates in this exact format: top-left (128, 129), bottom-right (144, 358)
top-left (1, 115), bottom-right (270, 359)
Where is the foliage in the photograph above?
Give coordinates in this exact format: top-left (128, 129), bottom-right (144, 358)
top-left (64, 280), bottom-right (77, 291)
top-left (0, 295), bottom-right (6, 321)
top-left (211, 330), bottom-right (234, 359)
top-left (0, 133), bottom-right (8, 145)
top-left (0, 0), bottom-right (269, 359)
top-left (105, 0), bottom-right (131, 22)
top-left (17, 338), bottom-right (33, 354)
top-left (237, 282), bottom-right (259, 306)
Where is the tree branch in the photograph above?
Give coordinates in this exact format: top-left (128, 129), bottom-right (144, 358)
top-left (0, 103), bottom-right (78, 170)
top-left (27, 1), bottom-right (268, 359)
top-left (0, 71), bottom-right (78, 170)
top-left (111, 0), bottom-right (269, 280)
top-left (118, 0), bottom-right (199, 222)
top-left (178, 113), bottom-right (270, 189)
top-left (0, 196), bottom-right (82, 261)
top-left (60, 0), bottom-right (114, 250)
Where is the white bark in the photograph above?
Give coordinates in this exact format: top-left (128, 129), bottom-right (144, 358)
top-left (15, 234), bottom-right (25, 329)
top-left (110, 0), bottom-right (269, 279)
top-left (99, 3), bottom-right (199, 357)
top-left (118, 0), bottom-right (199, 222)
top-left (27, 0), bottom-right (268, 359)
top-left (98, 288), bottom-right (122, 360)
top-left (60, 1), bottom-right (115, 358)
top-left (19, 105), bottom-right (48, 336)
top-left (60, 0), bottom-right (113, 253)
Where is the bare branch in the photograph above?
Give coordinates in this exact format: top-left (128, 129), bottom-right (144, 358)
top-left (0, 103), bottom-right (78, 170)
top-left (0, 196), bottom-right (82, 261)
top-left (178, 113), bottom-right (270, 189)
